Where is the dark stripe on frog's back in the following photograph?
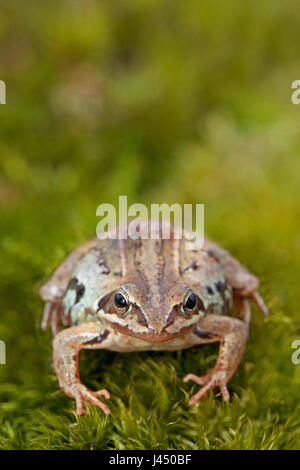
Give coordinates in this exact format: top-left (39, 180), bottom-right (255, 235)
top-left (119, 238), bottom-right (159, 298)
top-left (122, 237), bottom-right (181, 299)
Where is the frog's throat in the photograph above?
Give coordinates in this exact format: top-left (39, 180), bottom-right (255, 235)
top-left (106, 320), bottom-right (193, 343)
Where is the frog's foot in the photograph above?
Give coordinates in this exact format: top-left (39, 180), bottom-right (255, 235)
top-left (70, 383), bottom-right (111, 415)
top-left (42, 302), bottom-right (66, 336)
top-left (184, 370), bottom-right (229, 404)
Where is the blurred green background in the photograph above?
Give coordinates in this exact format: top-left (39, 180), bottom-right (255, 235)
top-left (0, 0), bottom-right (300, 449)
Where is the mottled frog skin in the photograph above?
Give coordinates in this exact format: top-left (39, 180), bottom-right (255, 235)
top-left (40, 222), bottom-right (268, 415)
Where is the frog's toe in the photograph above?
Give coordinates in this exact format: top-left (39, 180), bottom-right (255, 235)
top-left (74, 391), bottom-right (86, 415)
top-left (187, 373), bottom-right (230, 405)
top-left (91, 388), bottom-right (110, 400)
top-left (83, 389), bottom-right (110, 415)
top-left (41, 302), bottom-right (63, 336)
top-left (76, 405), bottom-right (87, 415)
top-left (183, 371), bottom-right (212, 385)
top-left (41, 302), bottom-right (52, 331)
top-left (73, 384), bottom-right (111, 415)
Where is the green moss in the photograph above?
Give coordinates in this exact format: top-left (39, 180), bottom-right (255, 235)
top-left (0, 0), bottom-right (300, 450)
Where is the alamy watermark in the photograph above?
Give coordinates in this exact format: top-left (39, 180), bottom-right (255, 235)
top-left (96, 196), bottom-right (204, 250)
top-left (291, 340), bottom-right (300, 365)
top-left (0, 80), bottom-right (6, 104)
top-left (0, 340), bottom-right (6, 364)
top-left (291, 80), bottom-right (300, 104)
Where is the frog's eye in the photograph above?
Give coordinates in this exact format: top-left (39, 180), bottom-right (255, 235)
top-left (114, 292), bottom-right (129, 312)
top-left (184, 292), bottom-right (197, 310)
top-left (182, 290), bottom-right (200, 315)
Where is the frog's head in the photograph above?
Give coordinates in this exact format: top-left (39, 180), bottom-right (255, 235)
top-left (96, 282), bottom-right (206, 343)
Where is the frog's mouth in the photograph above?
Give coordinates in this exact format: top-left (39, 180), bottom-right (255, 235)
top-left (106, 320), bottom-right (193, 343)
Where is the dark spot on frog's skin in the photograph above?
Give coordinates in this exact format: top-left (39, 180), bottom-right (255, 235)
top-left (67, 277), bottom-right (78, 290)
top-left (98, 259), bottom-right (111, 274)
top-left (215, 280), bottom-right (226, 293)
top-left (83, 329), bottom-right (110, 345)
top-left (66, 277), bottom-right (85, 304)
top-left (194, 327), bottom-right (213, 339)
top-left (207, 303), bottom-right (217, 314)
top-left (183, 261), bottom-right (200, 273)
top-left (207, 250), bottom-right (220, 262)
top-left (101, 267), bottom-right (110, 275)
top-left (206, 286), bottom-right (214, 295)
top-left (214, 280), bottom-right (231, 315)
top-left (215, 281), bottom-right (222, 292)
top-left (75, 284), bottom-right (85, 303)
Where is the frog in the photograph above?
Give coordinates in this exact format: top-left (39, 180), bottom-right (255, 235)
top-left (40, 221), bottom-right (268, 415)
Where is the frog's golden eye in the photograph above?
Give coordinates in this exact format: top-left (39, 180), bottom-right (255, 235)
top-left (114, 292), bottom-right (129, 312)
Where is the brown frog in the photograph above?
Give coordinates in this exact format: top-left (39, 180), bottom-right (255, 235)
top-left (40, 222), bottom-right (268, 415)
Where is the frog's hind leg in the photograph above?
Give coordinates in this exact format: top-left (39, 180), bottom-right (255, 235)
top-left (251, 291), bottom-right (268, 316)
top-left (233, 296), bottom-right (251, 332)
top-left (204, 239), bottom-right (268, 316)
top-left (40, 239), bottom-right (98, 335)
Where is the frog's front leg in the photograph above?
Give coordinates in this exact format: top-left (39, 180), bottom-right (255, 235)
top-left (184, 314), bottom-right (248, 405)
top-left (53, 322), bottom-right (112, 415)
